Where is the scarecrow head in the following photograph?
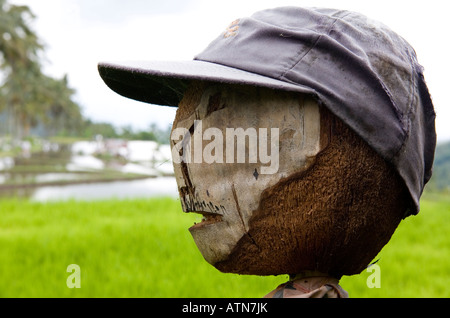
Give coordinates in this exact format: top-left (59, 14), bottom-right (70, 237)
top-left (170, 80), bottom-right (411, 278)
top-left (99, 7), bottom-right (436, 296)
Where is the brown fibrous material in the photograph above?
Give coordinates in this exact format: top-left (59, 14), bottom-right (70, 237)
top-left (216, 105), bottom-right (409, 277)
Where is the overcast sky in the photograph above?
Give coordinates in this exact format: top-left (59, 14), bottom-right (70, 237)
top-left (9, 0), bottom-right (450, 142)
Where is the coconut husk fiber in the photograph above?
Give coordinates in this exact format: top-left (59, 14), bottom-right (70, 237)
top-left (215, 103), bottom-right (410, 278)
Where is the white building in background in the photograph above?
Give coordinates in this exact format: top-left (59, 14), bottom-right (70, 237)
top-left (70, 139), bottom-right (174, 176)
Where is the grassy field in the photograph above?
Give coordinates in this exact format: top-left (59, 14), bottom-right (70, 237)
top-left (0, 195), bottom-right (449, 298)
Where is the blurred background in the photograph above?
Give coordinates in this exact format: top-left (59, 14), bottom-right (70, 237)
top-left (0, 0), bottom-right (449, 298)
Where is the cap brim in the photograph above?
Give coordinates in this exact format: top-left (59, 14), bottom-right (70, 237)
top-left (98, 60), bottom-right (314, 107)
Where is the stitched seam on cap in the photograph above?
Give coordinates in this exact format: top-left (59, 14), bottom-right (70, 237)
top-left (337, 13), bottom-right (407, 142)
top-left (391, 45), bottom-right (416, 162)
top-left (279, 11), bottom-right (352, 80)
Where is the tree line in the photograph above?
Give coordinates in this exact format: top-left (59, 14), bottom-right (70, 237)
top-left (428, 141), bottom-right (450, 192)
top-left (0, 0), bottom-right (84, 140)
top-left (0, 0), bottom-right (170, 144)
top-left (80, 121), bottom-right (172, 145)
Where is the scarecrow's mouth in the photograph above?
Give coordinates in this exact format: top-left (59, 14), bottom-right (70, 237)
top-left (189, 211), bottom-right (223, 230)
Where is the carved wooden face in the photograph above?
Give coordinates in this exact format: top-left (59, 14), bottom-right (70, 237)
top-left (171, 81), bottom-right (407, 277)
top-left (171, 82), bottom-right (327, 265)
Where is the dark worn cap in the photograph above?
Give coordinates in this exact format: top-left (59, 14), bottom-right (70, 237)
top-left (98, 6), bottom-right (436, 216)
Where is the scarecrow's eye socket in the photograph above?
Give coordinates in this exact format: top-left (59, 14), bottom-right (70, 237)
top-left (175, 81), bottom-right (208, 123)
top-left (205, 91), bottom-right (226, 119)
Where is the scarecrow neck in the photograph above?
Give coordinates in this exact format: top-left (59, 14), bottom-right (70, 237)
top-left (264, 271), bottom-right (348, 298)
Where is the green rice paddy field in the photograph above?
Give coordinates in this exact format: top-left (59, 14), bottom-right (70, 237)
top-left (0, 194), bottom-right (449, 298)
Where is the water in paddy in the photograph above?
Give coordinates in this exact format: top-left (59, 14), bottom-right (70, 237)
top-left (0, 142), bottom-right (177, 201)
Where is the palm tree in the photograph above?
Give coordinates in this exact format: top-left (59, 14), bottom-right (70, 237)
top-left (0, 0), bottom-right (84, 139)
top-left (39, 74), bottom-right (84, 136)
top-left (0, 0), bottom-right (43, 139)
